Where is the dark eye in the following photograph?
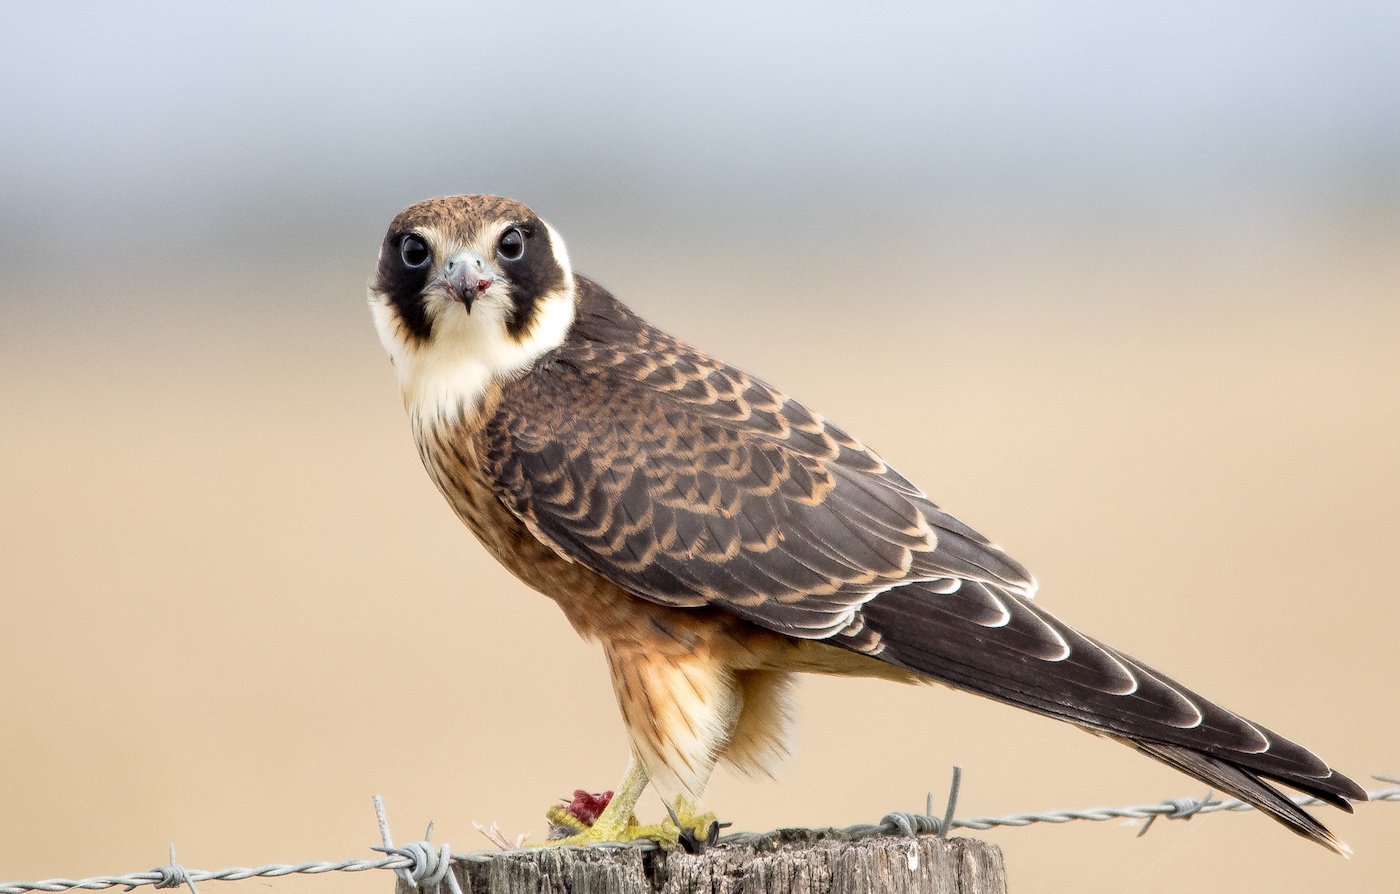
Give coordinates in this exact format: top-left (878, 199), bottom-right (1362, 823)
top-left (400, 234), bottom-right (431, 269)
top-left (497, 227), bottom-right (526, 262)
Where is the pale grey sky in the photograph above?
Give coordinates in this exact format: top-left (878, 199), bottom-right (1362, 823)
top-left (1, 1), bottom-right (1396, 271)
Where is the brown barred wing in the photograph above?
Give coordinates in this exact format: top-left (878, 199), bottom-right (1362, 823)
top-left (483, 281), bottom-right (1034, 637)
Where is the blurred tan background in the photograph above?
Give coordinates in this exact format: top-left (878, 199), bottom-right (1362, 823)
top-left (3, 4), bottom-right (1398, 893)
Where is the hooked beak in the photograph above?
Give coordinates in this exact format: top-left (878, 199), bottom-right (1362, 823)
top-left (435, 252), bottom-right (495, 312)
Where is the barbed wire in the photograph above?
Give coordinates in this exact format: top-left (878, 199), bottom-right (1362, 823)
top-left (3, 773), bottom-right (1396, 894)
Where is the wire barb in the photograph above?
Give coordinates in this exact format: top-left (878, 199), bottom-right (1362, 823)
top-left (939, 766), bottom-right (963, 839)
top-left (131, 846), bottom-right (199, 894)
top-left (369, 797), bottom-right (463, 894)
top-left (881, 765), bottom-right (963, 838)
top-left (1135, 790), bottom-right (1216, 838)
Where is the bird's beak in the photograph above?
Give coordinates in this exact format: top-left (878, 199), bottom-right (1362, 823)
top-left (435, 252), bottom-right (495, 312)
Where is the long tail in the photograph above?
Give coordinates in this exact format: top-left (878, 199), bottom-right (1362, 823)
top-left (846, 581), bottom-right (1368, 853)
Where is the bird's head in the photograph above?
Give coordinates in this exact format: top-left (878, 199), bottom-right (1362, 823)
top-left (368, 195), bottom-right (577, 420)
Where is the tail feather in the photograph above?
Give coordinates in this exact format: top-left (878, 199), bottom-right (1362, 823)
top-left (848, 581), bottom-right (1367, 851)
top-left (1132, 740), bottom-right (1355, 855)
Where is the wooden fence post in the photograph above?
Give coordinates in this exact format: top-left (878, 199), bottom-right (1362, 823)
top-left (396, 830), bottom-right (1007, 894)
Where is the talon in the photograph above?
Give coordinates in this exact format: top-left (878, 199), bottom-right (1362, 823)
top-left (664, 799), bottom-right (724, 854)
top-left (707, 820), bottom-right (726, 847)
top-left (678, 825), bottom-right (704, 854)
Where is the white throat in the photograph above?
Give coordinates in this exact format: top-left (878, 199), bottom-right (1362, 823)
top-left (372, 289), bottom-right (575, 432)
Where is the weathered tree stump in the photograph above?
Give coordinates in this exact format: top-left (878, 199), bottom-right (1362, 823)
top-left (396, 830), bottom-right (1007, 894)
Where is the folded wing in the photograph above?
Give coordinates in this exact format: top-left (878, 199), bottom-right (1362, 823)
top-left (484, 281), bottom-right (1366, 851)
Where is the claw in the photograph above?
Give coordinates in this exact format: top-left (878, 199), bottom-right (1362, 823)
top-left (677, 819), bottom-right (724, 854)
top-left (664, 800), bottom-right (728, 854)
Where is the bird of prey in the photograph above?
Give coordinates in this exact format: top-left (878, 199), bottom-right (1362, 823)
top-left (368, 194), bottom-right (1365, 853)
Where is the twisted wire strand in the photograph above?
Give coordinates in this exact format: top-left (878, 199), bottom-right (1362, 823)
top-left (2, 778), bottom-right (1395, 894)
top-left (1, 858), bottom-right (412, 894)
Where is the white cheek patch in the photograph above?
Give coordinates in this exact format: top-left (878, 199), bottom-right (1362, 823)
top-left (543, 220), bottom-right (573, 281)
top-left (374, 287), bottom-right (576, 432)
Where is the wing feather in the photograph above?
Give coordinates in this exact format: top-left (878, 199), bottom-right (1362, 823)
top-left (487, 282), bottom-right (1032, 635)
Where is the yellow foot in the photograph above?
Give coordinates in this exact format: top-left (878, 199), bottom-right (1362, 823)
top-left (533, 789), bottom-right (659, 846)
top-left (541, 807), bottom-right (683, 847)
top-left (534, 789), bottom-right (724, 851)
